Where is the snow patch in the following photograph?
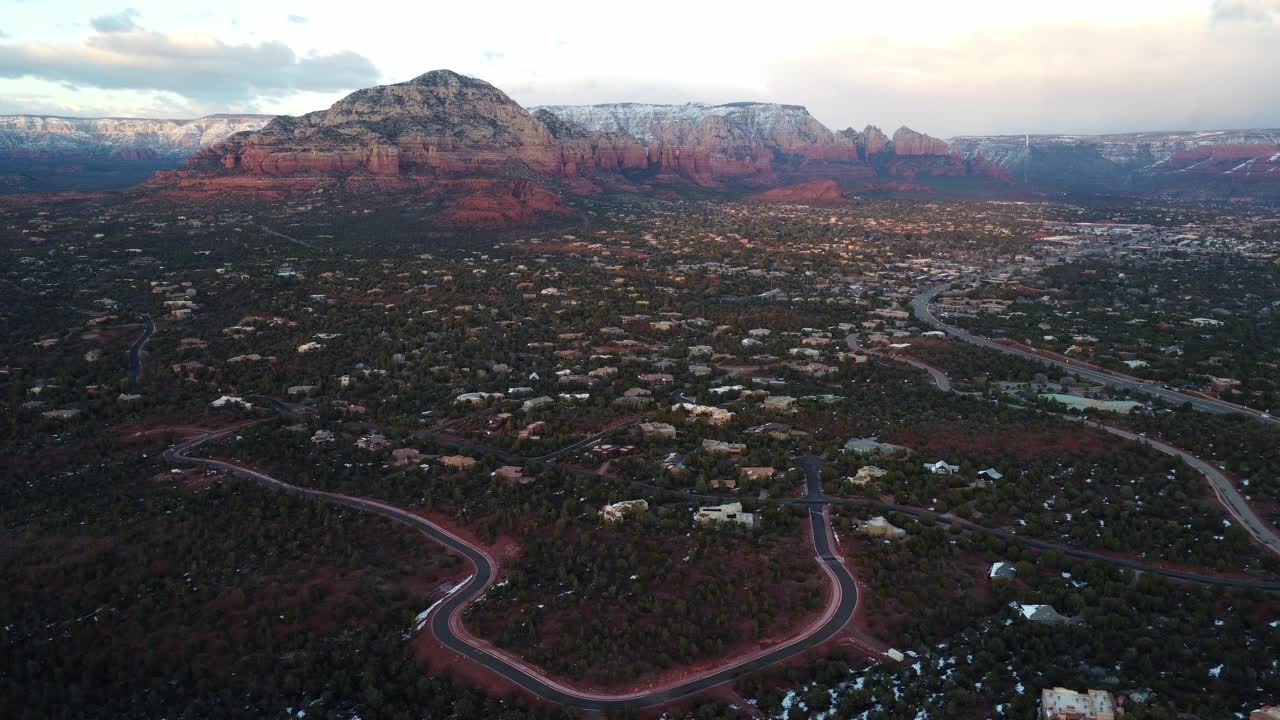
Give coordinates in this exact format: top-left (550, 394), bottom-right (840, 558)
top-left (414, 575), bottom-right (472, 632)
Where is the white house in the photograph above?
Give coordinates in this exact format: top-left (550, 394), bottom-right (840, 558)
top-left (694, 502), bottom-right (755, 528)
top-left (924, 460), bottom-right (960, 475)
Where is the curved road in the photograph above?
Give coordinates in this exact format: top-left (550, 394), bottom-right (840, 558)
top-left (126, 314), bottom-right (154, 388)
top-left (912, 283), bottom-right (1275, 423)
top-left (846, 334), bottom-right (951, 392)
top-left (858, 311), bottom-right (1280, 559)
top-left (1077, 419), bottom-right (1280, 557)
top-left (163, 425), bottom-right (862, 710)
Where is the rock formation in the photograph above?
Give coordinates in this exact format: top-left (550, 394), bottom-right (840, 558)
top-left (892, 127), bottom-right (950, 156)
top-left (184, 70), bottom-right (1008, 197)
top-left (752, 179), bottom-right (843, 201)
top-left (861, 125), bottom-right (891, 156)
top-left (152, 70), bottom-right (1020, 221)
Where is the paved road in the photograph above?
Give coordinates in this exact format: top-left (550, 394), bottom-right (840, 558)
top-left (860, 311), bottom-right (1280, 560)
top-left (1076, 419), bottom-right (1280, 557)
top-left (247, 395), bottom-right (311, 417)
top-left (828, 494), bottom-right (1280, 591)
top-left (260, 225), bottom-right (315, 250)
top-left (163, 426), bottom-right (863, 710)
top-left (846, 334), bottom-right (951, 392)
top-left (911, 283), bottom-right (1275, 423)
top-left (126, 314), bottom-right (154, 388)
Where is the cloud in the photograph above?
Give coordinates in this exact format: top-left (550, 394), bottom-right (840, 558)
top-left (761, 19), bottom-right (1280, 136)
top-left (0, 24), bottom-right (380, 107)
top-left (90, 8), bottom-right (140, 34)
top-left (1211, 0), bottom-right (1280, 23)
top-left (287, 15), bottom-right (308, 24)
top-left (481, 50), bottom-right (504, 62)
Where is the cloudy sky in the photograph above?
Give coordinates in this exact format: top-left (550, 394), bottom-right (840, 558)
top-left (1, 0), bottom-right (1277, 136)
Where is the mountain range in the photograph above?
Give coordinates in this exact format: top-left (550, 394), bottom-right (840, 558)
top-left (3, 70), bottom-right (1277, 213)
top-left (950, 130), bottom-right (1280, 194)
top-left (0, 114), bottom-right (273, 160)
top-left (0, 114), bottom-right (272, 194)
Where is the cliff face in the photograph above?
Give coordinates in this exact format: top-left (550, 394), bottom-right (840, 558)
top-left (184, 70), bottom-right (1002, 197)
top-left (0, 114), bottom-right (273, 159)
top-left (752, 179), bottom-right (843, 201)
top-left (10, 70), bottom-right (1277, 207)
top-left (139, 70), bottom-right (1028, 222)
top-left (892, 126), bottom-right (949, 156)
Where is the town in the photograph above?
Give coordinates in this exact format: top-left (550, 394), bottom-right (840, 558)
top-left (4, 188), bottom-right (1278, 720)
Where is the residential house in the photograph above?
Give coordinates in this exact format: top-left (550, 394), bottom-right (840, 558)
top-left (522, 395), bottom-right (554, 412)
top-left (694, 502), bottom-right (755, 528)
top-left (638, 373), bottom-right (675, 385)
top-left (356, 434), bottom-right (389, 450)
top-left (849, 466), bottom-right (888, 485)
top-left (672, 403), bottom-right (734, 427)
top-left (787, 362), bottom-right (837, 376)
top-left (310, 429), bottom-right (335, 444)
top-left (457, 391), bottom-right (505, 406)
top-left (763, 395), bottom-right (798, 412)
top-left (392, 448), bottom-right (429, 467)
top-left (517, 421), bottom-right (546, 441)
top-left (438, 455), bottom-right (477, 470)
top-left (989, 561), bottom-right (1017, 580)
top-left (297, 341), bottom-right (323, 353)
top-left (859, 516), bottom-right (906, 539)
top-left (702, 439), bottom-right (746, 455)
top-left (601, 499), bottom-right (649, 523)
top-left (924, 460), bottom-right (960, 475)
top-left (662, 452), bottom-right (689, 476)
top-left (1039, 688), bottom-right (1116, 720)
top-left (1019, 604), bottom-right (1077, 625)
top-left (739, 467), bottom-right (777, 482)
top-left (493, 465), bottom-right (532, 484)
top-left (638, 421), bottom-right (677, 440)
top-left (978, 468), bottom-right (1004, 481)
top-left (1189, 317), bottom-right (1224, 327)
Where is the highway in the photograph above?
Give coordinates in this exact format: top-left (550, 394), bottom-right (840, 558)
top-left (1077, 419), bottom-right (1280, 557)
top-left (856, 305), bottom-right (1280, 560)
top-left (163, 426), bottom-right (864, 711)
top-left (911, 283), bottom-right (1275, 423)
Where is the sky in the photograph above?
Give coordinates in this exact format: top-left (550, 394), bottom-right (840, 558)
top-left (0, 0), bottom-right (1277, 136)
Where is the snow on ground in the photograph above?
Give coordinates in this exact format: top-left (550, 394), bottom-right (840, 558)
top-left (1176, 156), bottom-right (1215, 173)
top-left (414, 575), bottom-right (472, 632)
top-left (1209, 663), bottom-right (1223, 678)
top-left (1224, 159), bottom-right (1256, 174)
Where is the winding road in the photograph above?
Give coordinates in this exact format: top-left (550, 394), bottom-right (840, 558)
top-left (155, 342), bottom-right (1280, 710)
top-left (912, 283), bottom-right (1275, 423)
top-left (126, 314), bottom-right (154, 388)
top-left (855, 304), bottom-right (1280, 560)
top-left (163, 425), bottom-right (864, 710)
